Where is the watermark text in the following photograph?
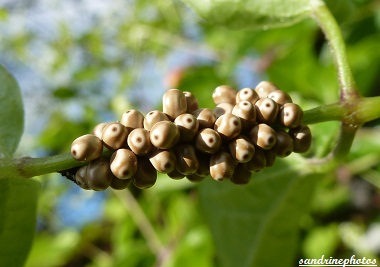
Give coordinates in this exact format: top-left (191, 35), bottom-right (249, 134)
top-left (299, 255), bottom-right (377, 267)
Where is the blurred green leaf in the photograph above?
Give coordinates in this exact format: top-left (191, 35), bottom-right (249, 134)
top-left (302, 223), bottom-right (340, 258)
top-left (166, 226), bottom-right (213, 267)
top-left (0, 64), bottom-right (24, 157)
top-left (0, 8), bottom-right (8, 20)
top-left (182, 0), bottom-right (310, 30)
top-left (52, 87), bottom-right (77, 99)
top-left (200, 162), bottom-right (319, 267)
top-left (25, 230), bottom-right (80, 267)
top-left (0, 178), bottom-right (40, 267)
top-left (73, 66), bottom-right (101, 81)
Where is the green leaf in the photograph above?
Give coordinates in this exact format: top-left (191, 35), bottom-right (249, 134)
top-left (199, 162), bottom-right (319, 267)
top-left (0, 64), bottom-right (24, 158)
top-left (182, 0), bottom-right (311, 30)
top-left (0, 178), bottom-right (40, 267)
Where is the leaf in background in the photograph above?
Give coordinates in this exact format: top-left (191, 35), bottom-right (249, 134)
top-left (199, 161), bottom-right (319, 267)
top-left (182, 0), bottom-right (311, 30)
top-left (0, 178), bottom-right (40, 267)
top-left (0, 64), bottom-right (24, 158)
top-left (52, 87), bottom-right (77, 100)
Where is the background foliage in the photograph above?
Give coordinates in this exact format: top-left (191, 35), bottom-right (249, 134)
top-left (0, 0), bottom-right (380, 266)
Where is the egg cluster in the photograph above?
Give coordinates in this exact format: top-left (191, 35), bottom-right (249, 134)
top-left (69, 81), bottom-right (312, 190)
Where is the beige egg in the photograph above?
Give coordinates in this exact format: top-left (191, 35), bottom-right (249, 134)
top-left (255, 98), bottom-right (279, 125)
top-left (279, 103), bottom-right (303, 128)
top-left (174, 113), bottom-right (199, 142)
top-left (150, 121), bottom-right (180, 149)
top-left (143, 110), bottom-right (170, 131)
top-left (228, 135), bottom-right (255, 163)
top-left (212, 85), bottom-right (237, 105)
top-left (209, 150), bottom-right (236, 181)
top-left (255, 81), bottom-right (278, 98)
top-left (110, 148), bottom-right (138, 179)
top-left (249, 124), bottom-right (277, 150)
top-left (236, 87), bottom-right (259, 104)
top-left (214, 102), bottom-right (234, 119)
top-left (162, 89), bottom-right (187, 120)
top-left (214, 114), bottom-right (242, 141)
top-left (183, 91), bottom-right (199, 113)
top-left (191, 108), bottom-right (217, 129)
top-left (101, 122), bottom-right (129, 150)
top-left (195, 128), bottom-right (222, 154)
top-left (127, 128), bottom-right (152, 156)
top-left (268, 90), bottom-right (293, 106)
top-left (71, 134), bottom-right (103, 161)
top-left (92, 122), bottom-right (108, 139)
top-left (120, 109), bottom-right (144, 132)
top-left (149, 148), bottom-right (176, 173)
top-left (232, 100), bottom-right (256, 130)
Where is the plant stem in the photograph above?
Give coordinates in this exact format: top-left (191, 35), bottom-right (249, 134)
top-left (308, 0), bottom-right (366, 165)
top-left (302, 102), bottom-right (345, 124)
top-left (0, 153), bottom-right (82, 179)
top-left (113, 190), bottom-right (166, 259)
top-left (0, 150), bottom-right (111, 179)
top-left (331, 123), bottom-right (359, 161)
top-left (302, 96), bottom-right (380, 125)
top-left (356, 96), bottom-right (380, 123)
top-left (309, 0), bottom-right (359, 102)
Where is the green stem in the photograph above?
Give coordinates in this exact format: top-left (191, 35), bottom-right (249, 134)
top-left (308, 0), bottom-right (366, 165)
top-left (0, 150), bottom-right (112, 179)
top-left (332, 123), bottom-right (359, 161)
top-left (305, 122), bottom-right (358, 172)
top-left (356, 96), bottom-right (380, 123)
top-left (310, 0), bottom-right (359, 101)
top-left (0, 153), bottom-right (85, 179)
top-left (303, 96), bottom-right (380, 125)
top-left (302, 102), bottom-right (345, 124)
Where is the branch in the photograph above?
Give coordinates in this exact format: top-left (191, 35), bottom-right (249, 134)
top-left (309, 0), bottom-right (359, 101)
top-left (0, 150), bottom-right (111, 179)
top-left (112, 190), bottom-right (166, 260)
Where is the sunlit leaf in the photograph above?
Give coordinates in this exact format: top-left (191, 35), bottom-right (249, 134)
top-left (302, 224), bottom-right (340, 258)
top-left (182, 0), bottom-right (311, 30)
top-left (0, 64), bottom-right (24, 157)
top-left (0, 178), bottom-right (40, 267)
top-left (200, 162), bottom-right (319, 267)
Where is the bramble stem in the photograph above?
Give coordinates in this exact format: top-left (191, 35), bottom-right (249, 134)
top-left (302, 102), bottom-right (345, 124)
top-left (0, 150), bottom-right (112, 179)
top-left (302, 96), bottom-right (380, 125)
top-left (309, 0), bottom-right (359, 101)
top-left (0, 153), bottom-right (82, 179)
top-left (308, 0), bottom-right (364, 165)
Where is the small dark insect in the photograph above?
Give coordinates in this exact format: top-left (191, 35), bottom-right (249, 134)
top-left (58, 166), bottom-right (80, 184)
